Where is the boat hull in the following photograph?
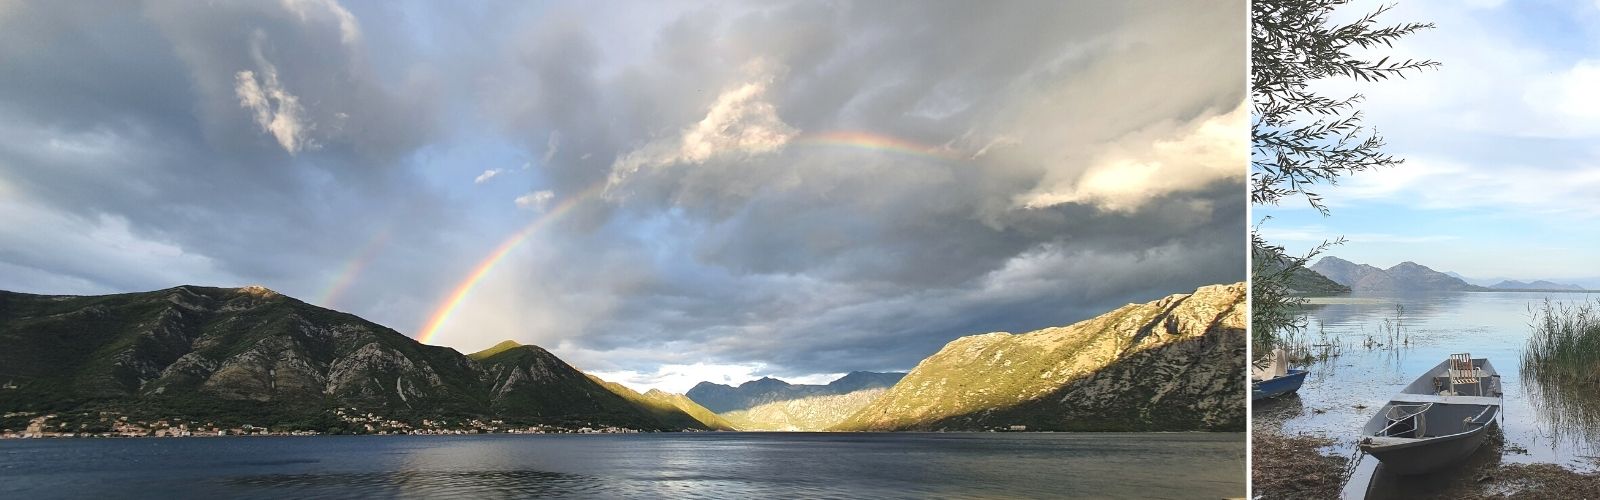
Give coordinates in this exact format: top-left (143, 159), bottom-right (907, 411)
top-left (1251, 369), bottom-right (1308, 401)
top-left (1359, 414), bottom-right (1496, 475)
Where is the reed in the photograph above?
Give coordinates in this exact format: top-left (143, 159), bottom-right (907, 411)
top-left (1522, 299), bottom-right (1600, 386)
top-left (1522, 299), bottom-right (1600, 452)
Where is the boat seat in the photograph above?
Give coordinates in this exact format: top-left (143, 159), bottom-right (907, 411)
top-left (1448, 353), bottom-right (1481, 395)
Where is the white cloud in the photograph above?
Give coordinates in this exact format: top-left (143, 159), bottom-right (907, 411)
top-left (605, 73), bottom-right (798, 195)
top-left (0, 198), bottom-right (237, 293)
top-left (234, 33), bottom-right (312, 154)
top-left (279, 0), bottom-right (361, 45)
top-left (1017, 101), bottom-right (1246, 212)
top-left (1525, 59), bottom-right (1600, 126)
top-left (515, 190), bottom-right (554, 211)
top-left (1322, 156), bottom-right (1600, 218)
top-left (1258, 225), bottom-right (1459, 245)
top-left (474, 168), bottom-right (505, 184)
top-left (588, 362), bottom-right (842, 394)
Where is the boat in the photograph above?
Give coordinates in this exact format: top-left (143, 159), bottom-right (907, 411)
top-left (1357, 353), bottom-right (1503, 475)
top-left (1251, 347), bottom-right (1307, 401)
top-left (1252, 368), bottom-right (1309, 401)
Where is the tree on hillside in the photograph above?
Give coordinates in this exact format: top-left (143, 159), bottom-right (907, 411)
top-left (1251, 0), bottom-right (1437, 343)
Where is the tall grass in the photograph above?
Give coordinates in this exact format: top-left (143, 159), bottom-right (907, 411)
top-left (1522, 299), bottom-right (1600, 385)
top-left (1522, 299), bottom-right (1600, 452)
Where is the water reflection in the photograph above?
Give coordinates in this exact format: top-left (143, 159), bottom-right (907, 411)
top-left (1359, 430), bottom-right (1505, 499)
top-left (1523, 376), bottom-right (1600, 455)
top-left (0, 433), bottom-right (1245, 499)
top-left (227, 470), bottom-right (598, 498)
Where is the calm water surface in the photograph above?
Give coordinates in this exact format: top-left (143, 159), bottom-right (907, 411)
top-left (1255, 291), bottom-right (1600, 498)
top-left (0, 432), bottom-right (1243, 499)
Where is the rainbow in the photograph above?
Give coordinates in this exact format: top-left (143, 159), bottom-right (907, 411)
top-left (414, 130), bottom-right (954, 345)
top-left (315, 228), bottom-right (392, 308)
top-left (793, 130), bottom-right (961, 162)
top-left (414, 182), bottom-right (608, 344)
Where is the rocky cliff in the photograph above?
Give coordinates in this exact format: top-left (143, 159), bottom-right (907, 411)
top-left (833, 283), bottom-right (1246, 432)
top-left (721, 388), bottom-right (889, 431)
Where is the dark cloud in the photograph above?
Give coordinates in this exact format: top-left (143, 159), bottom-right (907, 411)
top-left (0, 0), bottom-right (1245, 390)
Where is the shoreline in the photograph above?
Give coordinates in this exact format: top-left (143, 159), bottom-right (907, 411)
top-left (0, 429), bottom-right (1248, 440)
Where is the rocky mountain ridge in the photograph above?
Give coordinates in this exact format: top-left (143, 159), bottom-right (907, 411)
top-left (2, 283), bottom-right (1246, 434)
top-left (719, 388), bottom-right (890, 431)
top-left (833, 283), bottom-right (1246, 432)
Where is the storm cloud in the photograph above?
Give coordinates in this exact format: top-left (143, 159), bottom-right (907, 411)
top-left (0, 0), bottom-right (1244, 392)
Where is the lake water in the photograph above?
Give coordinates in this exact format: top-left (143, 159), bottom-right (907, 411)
top-left (1255, 291), bottom-right (1600, 498)
top-left (0, 432), bottom-right (1243, 499)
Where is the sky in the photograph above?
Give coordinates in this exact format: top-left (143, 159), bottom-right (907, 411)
top-left (1258, 0), bottom-right (1600, 285)
top-left (0, 0), bottom-right (1245, 392)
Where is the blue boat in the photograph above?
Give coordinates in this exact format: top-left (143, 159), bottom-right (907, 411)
top-left (1251, 369), bottom-right (1308, 401)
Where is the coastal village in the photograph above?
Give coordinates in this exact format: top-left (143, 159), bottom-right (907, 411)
top-left (0, 408), bottom-right (649, 439)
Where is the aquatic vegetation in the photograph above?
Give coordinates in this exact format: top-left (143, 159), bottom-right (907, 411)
top-left (1521, 299), bottom-right (1600, 452)
top-left (1522, 299), bottom-right (1600, 385)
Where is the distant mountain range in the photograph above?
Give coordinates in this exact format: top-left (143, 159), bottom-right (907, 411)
top-left (686, 372), bottom-right (904, 413)
top-left (1488, 280), bottom-right (1585, 291)
top-left (683, 372), bottom-right (904, 431)
top-left (1308, 257), bottom-right (1584, 292)
top-left (2, 282), bottom-right (1245, 434)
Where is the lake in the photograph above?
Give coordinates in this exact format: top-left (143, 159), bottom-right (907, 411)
top-left (1257, 291), bottom-right (1600, 498)
top-left (0, 432), bottom-right (1243, 499)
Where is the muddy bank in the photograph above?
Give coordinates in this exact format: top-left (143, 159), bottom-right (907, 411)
top-left (1252, 430), bottom-right (1349, 499)
top-left (1253, 417), bottom-right (1600, 499)
top-left (1467, 463), bottom-right (1600, 499)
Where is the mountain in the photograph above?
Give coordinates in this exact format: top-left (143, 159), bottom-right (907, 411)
top-left (582, 374), bottom-right (736, 430)
top-left (833, 283), bottom-right (1245, 432)
top-left (825, 371), bottom-right (905, 393)
top-left (1489, 280), bottom-right (1585, 291)
top-left (721, 388), bottom-right (890, 431)
top-left (469, 341), bottom-right (700, 429)
top-left (639, 389), bottom-right (738, 431)
top-left (686, 371), bottom-right (905, 413)
top-left (1386, 262), bottom-right (1483, 291)
top-left (1285, 266), bottom-right (1350, 294)
top-left (0, 286), bottom-right (710, 431)
top-left (1258, 257), bottom-right (1350, 294)
top-left (1309, 257), bottom-right (1484, 292)
top-left (1307, 256), bottom-right (1387, 288)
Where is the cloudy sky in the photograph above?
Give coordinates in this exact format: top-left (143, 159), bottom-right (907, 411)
top-left (0, 0), bottom-right (1245, 392)
top-left (1260, 0), bottom-right (1600, 285)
